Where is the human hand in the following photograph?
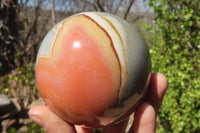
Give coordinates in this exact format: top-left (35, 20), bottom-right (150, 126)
top-left (28, 72), bottom-right (168, 133)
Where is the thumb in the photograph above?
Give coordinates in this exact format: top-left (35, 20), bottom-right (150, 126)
top-left (28, 105), bottom-right (76, 133)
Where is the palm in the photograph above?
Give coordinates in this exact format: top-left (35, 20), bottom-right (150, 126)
top-left (29, 73), bottom-right (168, 133)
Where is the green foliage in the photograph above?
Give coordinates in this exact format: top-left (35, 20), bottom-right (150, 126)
top-left (0, 65), bottom-right (42, 132)
top-left (7, 127), bottom-right (18, 133)
top-left (143, 0), bottom-right (200, 132)
top-left (7, 122), bottom-right (44, 133)
top-left (0, 65), bottom-right (38, 102)
top-left (26, 122), bottom-right (45, 133)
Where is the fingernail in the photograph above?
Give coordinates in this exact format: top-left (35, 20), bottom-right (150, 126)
top-left (28, 110), bottom-right (45, 127)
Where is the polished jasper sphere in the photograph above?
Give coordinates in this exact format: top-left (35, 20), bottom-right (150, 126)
top-left (36, 12), bottom-right (151, 127)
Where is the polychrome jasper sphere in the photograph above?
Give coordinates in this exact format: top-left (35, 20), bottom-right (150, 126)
top-left (36, 12), bottom-right (151, 127)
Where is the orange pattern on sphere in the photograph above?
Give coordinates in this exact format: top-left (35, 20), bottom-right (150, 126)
top-left (36, 15), bottom-right (121, 124)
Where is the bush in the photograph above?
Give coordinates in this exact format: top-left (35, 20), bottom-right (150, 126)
top-left (0, 65), bottom-right (39, 108)
top-left (7, 122), bottom-right (44, 133)
top-left (143, 0), bottom-right (200, 132)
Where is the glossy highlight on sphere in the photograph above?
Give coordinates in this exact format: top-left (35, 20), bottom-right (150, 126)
top-left (36, 12), bottom-right (151, 127)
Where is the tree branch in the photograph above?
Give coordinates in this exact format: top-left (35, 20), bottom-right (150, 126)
top-left (82, 0), bottom-right (98, 11)
top-left (51, 0), bottom-right (56, 26)
top-left (96, 0), bottom-right (105, 12)
top-left (124, 0), bottom-right (135, 20)
top-left (114, 0), bottom-right (123, 14)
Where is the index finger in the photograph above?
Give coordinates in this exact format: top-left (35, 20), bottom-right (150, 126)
top-left (145, 72), bottom-right (168, 113)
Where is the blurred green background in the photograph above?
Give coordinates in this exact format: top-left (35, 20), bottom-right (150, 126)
top-left (0, 0), bottom-right (199, 132)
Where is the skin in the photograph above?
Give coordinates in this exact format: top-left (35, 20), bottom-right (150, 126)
top-left (29, 72), bottom-right (168, 133)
